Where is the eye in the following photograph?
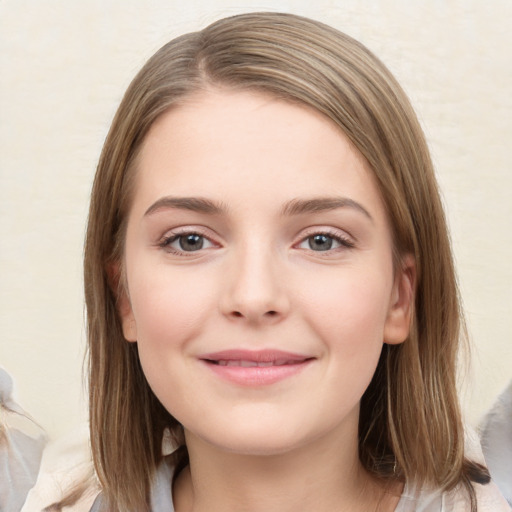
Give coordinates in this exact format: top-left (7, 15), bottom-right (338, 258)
top-left (297, 232), bottom-right (354, 252)
top-left (160, 232), bottom-right (215, 253)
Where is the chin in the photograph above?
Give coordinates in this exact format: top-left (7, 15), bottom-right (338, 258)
top-left (188, 419), bottom-right (316, 458)
top-left (213, 437), bottom-right (304, 457)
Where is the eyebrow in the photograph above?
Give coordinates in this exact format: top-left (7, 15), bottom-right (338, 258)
top-left (281, 197), bottom-right (373, 221)
top-left (144, 195), bottom-right (372, 221)
top-left (144, 197), bottom-right (226, 216)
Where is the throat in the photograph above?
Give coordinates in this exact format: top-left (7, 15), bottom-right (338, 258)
top-left (171, 443), bottom-right (401, 512)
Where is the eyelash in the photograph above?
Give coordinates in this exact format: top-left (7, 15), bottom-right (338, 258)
top-left (157, 228), bottom-right (355, 256)
top-left (296, 228), bottom-right (355, 253)
top-left (158, 229), bottom-right (215, 256)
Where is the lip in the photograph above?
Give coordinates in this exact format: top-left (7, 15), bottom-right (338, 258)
top-left (199, 349), bottom-right (315, 386)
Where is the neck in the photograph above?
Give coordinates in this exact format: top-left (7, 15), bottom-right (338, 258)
top-left (173, 418), bottom-right (401, 512)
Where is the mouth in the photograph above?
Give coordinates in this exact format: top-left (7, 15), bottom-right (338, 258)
top-left (199, 350), bottom-right (315, 386)
top-left (211, 359), bottom-right (303, 367)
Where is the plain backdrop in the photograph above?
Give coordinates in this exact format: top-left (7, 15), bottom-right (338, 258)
top-left (1, 0), bottom-right (511, 440)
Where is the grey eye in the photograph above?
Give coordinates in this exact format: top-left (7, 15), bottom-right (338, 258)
top-left (297, 232), bottom-right (353, 252)
top-left (161, 231), bottom-right (216, 254)
top-left (178, 234), bottom-right (205, 251)
top-left (307, 234), bottom-right (335, 251)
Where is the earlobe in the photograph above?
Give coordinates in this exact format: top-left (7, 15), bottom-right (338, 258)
top-left (120, 310), bottom-right (138, 342)
top-left (119, 294), bottom-right (138, 342)
top-left (107, 263), bottom-right (138, 343)
top-left (383, 254), bottom-right (416, 345)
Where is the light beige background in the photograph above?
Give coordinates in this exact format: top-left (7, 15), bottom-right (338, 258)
top-left (1, 0), bottom-right (511, 440)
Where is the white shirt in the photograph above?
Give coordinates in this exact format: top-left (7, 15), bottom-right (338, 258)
top-left (88, 456), bottom-right (512, 512)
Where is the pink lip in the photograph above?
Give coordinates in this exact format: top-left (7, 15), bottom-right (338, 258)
top-left (199, 349), bottom-right (314, 386)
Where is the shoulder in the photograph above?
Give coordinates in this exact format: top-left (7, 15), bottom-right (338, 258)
top-left (88, 456), bottom-right (176, 512)
top-left (88, 493), bottom-right (103, 512)
top-left (440, 482), bottom-right (511, 512)
top-left (396, 481), bottom-right (511, 512)
top-left (470, 481), bottom-right (512, 512)
top-left (480, 380), bottom-right (512, 505)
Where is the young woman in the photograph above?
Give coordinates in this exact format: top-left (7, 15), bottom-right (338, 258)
top-left (79, 12), bottom-right (509, 512)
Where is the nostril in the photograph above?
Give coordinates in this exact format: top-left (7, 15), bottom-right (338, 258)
top-left (228, 310), bottom-right (280, 320)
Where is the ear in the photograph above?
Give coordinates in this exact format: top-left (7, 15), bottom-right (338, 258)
top-left (107, 263), bottom-right (138, 343)
top-left (383, 253), bottom-right (416, 345)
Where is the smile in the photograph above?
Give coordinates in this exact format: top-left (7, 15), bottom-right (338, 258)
top-left (199, 350), bottom-right (314, 386)
top-left (213, 359), bottom-right (299, 367)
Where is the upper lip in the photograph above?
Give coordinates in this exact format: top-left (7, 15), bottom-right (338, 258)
top-left (199, 349), bottom-right (313, 365)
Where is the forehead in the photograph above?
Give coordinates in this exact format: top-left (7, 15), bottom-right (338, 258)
top-left (131, 88), bottom-right (387, 222)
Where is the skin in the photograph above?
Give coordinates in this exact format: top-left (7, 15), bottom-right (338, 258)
top-left (119, 89), bottom-right (415, 512)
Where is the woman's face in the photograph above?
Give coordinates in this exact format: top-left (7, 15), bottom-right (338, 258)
top-left (120, 89), bottom-right (414, 456)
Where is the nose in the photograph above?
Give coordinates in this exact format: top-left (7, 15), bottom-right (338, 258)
top-left (219, 245), bottom-right (291, 325)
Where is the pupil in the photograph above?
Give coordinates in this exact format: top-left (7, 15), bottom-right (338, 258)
top-left (180, 234), bottom-right (203, 251)
top-left (310, 234), bottom-right (332, 251)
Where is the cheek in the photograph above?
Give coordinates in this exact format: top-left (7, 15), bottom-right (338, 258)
top-left (126, 269), bottom-right (216, 415)
top-left (298, 265), bottom-right (393, 354)
top-left (288, 266), bottom-right (393, 428)
top-left (127, 263), bottom-right (217, 350)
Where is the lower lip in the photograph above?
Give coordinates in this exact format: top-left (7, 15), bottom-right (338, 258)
top-left (201, 360), bottom-right (313, 386)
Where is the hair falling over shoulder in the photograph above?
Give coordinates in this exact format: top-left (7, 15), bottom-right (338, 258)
top-left (83, 12), bottom-right (490, 511)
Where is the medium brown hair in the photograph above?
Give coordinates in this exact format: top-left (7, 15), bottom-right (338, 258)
top-left (84, 12), bottom-right (488, 511)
